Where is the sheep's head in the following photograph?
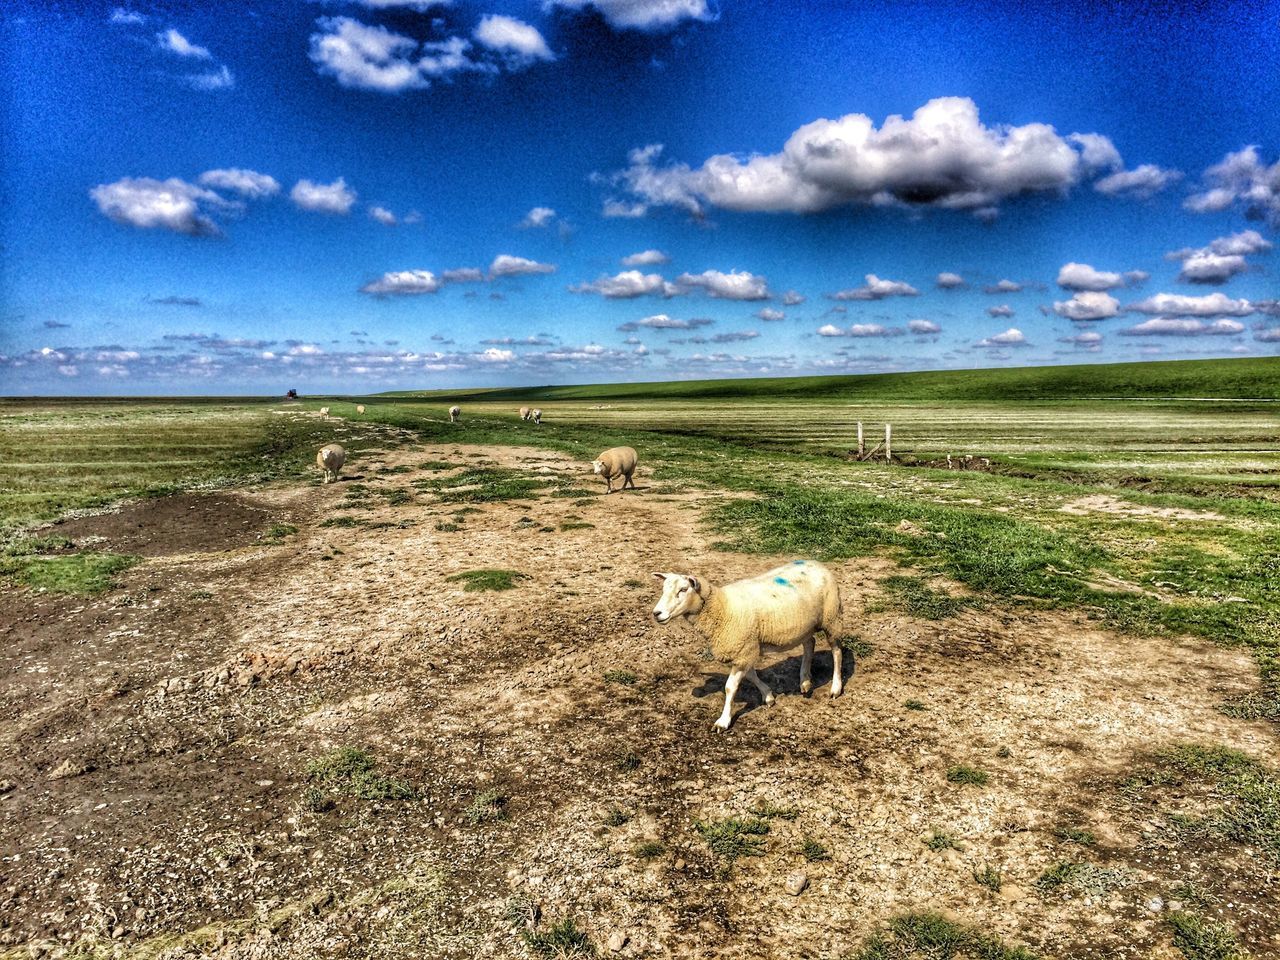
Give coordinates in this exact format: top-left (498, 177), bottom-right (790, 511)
top-left (591, 460), bottom-right (605, 475)
top-left (652, 572), bottom-right (704, 623)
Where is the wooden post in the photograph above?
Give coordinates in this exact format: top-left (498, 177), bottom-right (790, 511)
top-left (857, 421), bottom-right (864, 457)
top-left (885, 423), bottom-right (892, 461)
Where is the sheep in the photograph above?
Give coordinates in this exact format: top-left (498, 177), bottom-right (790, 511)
top-left (652, 560), bottom-right (845, 731)
top-left (519, 406), bottom-right (532, 422)
top-left (591, 446), bottom-right (637, 493)
top-left (316, 443), bottom-right (346, 484)
top-left (449, 405), bottom-right (461, 423)
top-left (319, 406), bottom-right (330, 416)
top-left (532, 408), bottom-right (542, 425)
top-left (356, 404), bottom-right (366, 414)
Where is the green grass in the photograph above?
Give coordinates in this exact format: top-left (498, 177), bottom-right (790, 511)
top-left (263, 522), bottom-right (298, 542)
top-left (1035, 862), bottom-right (1133, 895)
top-left (851, 912), bottom-right (1039, 960)
top-left (632, 840), bottom-right (666, 859)
top-left (749, 800), bottom-right (799, 821)
top-left (800, 837), bottom-right (830, 862)
top-left (0, 549), bottom-right (139, 593)
top-left (319, 516), bottom-right (364, 528)
top-left (875, 575), bottom-right (979, 620)
top-left (695, 816), bottom-right (770, 861)
top-left (904, 699), bottom-right (928, 711)
top-left (1052, 825), bottom-right (1097, 846)
top-left (521, 918), bottom-right (595, 958)
top-left (420, 467), bottom-right (545, 503)
top-left (925, 830), bottom-right (961, 851)
top-left (1166, 913), bottom-right (1247, 960)
top-left (304, 746), bottom-right (417, 802)
top-left (946, 765), bottom-right (989, 786)
top-left (445, 569), bottom-right (530, 592)
top-left (602, 806), bottom-right (630, 827)
top-left (972, 864), bottom-right (1003, 892)
top-left (602, 669), bottom-right (638, 685)
top-left (463, 788), bottom-right (507, 825)
top-left (559, 521), bottom-right (596, 531)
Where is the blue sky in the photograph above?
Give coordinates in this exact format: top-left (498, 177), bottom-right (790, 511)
top-left (2, 0), bottom-right (1278, 395)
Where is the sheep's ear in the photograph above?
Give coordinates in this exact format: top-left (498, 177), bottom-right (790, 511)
top-left (651, 571), bottom-right (667, 581)
top-left (688, 576), bottom-right (701, 594)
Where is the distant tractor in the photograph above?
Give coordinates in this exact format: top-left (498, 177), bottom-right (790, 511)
top-left (286, 389), bottom-right (298, 399)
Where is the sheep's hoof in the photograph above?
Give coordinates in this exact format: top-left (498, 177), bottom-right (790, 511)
top-left (830, 686), bottom-right (844, 699)
top-left (800, 680), bottom-right (813, 695)
top-left (713, 719), bottom-right (731, 733)
top-left (764, 692), bottom-right (776, 706)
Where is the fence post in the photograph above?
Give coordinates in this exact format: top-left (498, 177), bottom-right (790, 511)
top-left (857, 421), bottom-right (864, 457)
top-left (885, 423), bottom-right (892, 461)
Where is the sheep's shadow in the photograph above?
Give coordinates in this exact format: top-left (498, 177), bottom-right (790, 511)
top-left (692, 649), bottom-right (856, 718)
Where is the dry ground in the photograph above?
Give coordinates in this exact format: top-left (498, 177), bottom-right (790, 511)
top-left (1, 442), bottom-right (1276, 959)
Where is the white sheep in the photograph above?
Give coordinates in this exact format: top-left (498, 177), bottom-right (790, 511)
top-left (316, 443), bottom-right (346, 484)
top-left (592, 446), bottom-right (637, 493)
top-left (449, 405), bottom-right (461, 423)
top-left (652, 560), bottom-right (845, 731)
top-left (356, 404), bottom-right (366, 414)
top-left (532, 408), bottom-right (542, 425)
top-left (519, 406), bottom-right (532, 422)
top-left (319, 406), bottom-right (330, 416)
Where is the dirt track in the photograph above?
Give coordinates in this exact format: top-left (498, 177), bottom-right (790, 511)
top-left (1, 443), bottom-right (1276, 959)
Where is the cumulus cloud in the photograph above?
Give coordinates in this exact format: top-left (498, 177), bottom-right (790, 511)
top-left (606, 97), bottom-right (1130, 218)
top-left (198, 168), bottom-right (279, 199)
top-left (571, 271), bottom-right (676, 298)
top-left (1255, 326), bottom-right (1280, 342)
top-left (1165, 230), bottom-right (1271, 284)
top-left (157, 28), bottom-right (211, 59)
top-left (829, 274), bottom-right (917, 301)
top-left (1056, 262), bottom-right (1128, 291)
top-left (545, 0), bottom-right (711, 31)
top-left (369, 205), bottom-right (397, 225)
top-left (710, 330), bottom-right (760, 343)
top-left (756, 308), bottom-right (785, 322)
top-left (291, 177), bottom-right (357, 214)
top-left (359, 270), bottom-right (442, 295)
top-left (1053, 290), bottom-right (1120, 321)
top-left (1094, 164), bottom-right (1182, 198)
top-left (602, 199), bottom-right (648, 218)
top-left (473, 15), bottom-right (554, 65)
top-left (1059, 330), bottom-right (1103, 347)
top-left (621, 249), bottom-right (669, 266)
top-left (848, 323), bottom-right (900, 337)
top-left (1120, 318), bottom-right (1246, 337)
top-left (936, 272), bottom-right (966, 289)
top-left (489, 254), bottom-right (556, 278)
top-left (987, 304), bottom-right (1015, 318)
top-left (90, 177), bottom-right (226, 236)
top-left (622, 314), bottom-right (713, 330)
top-left (519, 206), bottom-right (556, 228)
top-left (309, 17), bottom-right (483, 93)
top-left (977, 327), bottom-right (1027, 347)
top-left (676, 269), bottom-right (770, 300)
top-left (984, 279), bottom-right (1022, 294)
top-left (817, 323), bottom-right (847, 337)
top-left (1127, 292), bottom-right (1254, 317)
top-left (908, 319), bottom-right (941, 335)
top-left (1184, 147), bottom-right (1280, 223)
top-left (189, 65), bottom-right (234, 90)
top-left (782, 290), bottom-right (807, 306)
top-left (110, 8), bottom-right (145, 24)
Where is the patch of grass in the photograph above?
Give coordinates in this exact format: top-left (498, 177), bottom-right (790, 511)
top-left (925, 830), bottom-right (961, 851)
top-left (445, 568), bottom-right (530, 592)
top-left (560, 521), bottom-right (596, 531)
top-left (1052, 825), bottom-right (1097, 846)
top-left (435, 520), bottom-right (461, 532)
top-left (1035, 862), bottom-right (1132, 895)
top-left (623, 578), bottom-right (644, 588)
top-left (973, 864), bottom-right (1003, 892)
top-left (189, 589), bottom-right (213, 600)
top-left (301, 786), bottom-right (335, 813)
top-left (263, 522), bottom-right (298, 542)
top-left (522, 918), bottom-right (595, 958)
top-left (418, 460), bottom-right (457, 471)
top-left (839, 635), bottom-right (873, 658)
top-left (1170, 882), bottom-right (1215, 911)
top-left (463, 788), bottom-right (507, 825)
top-left (1167, 912), bottom-right (1246, 960)
top-left (551, 487), bottom-right (596, 498)
top-left (383, 488), bottom-right (413, 505)
top-left (425, 467), bottom-right (545, 503)
top-left (852, 912), bottom-right (1039, 960)
top-left (946, 765), bottom-right (989, 786)
top-left (800, 837), bottom-right (830, 862)
top-left (602, 806), bottom-right (630, 827)
top-left (304, 746), bottom-right (417, 802)
top-left (319, 515), bottom-right (364, 528)
top-left (876, 574), bottom-right (978, 620)
top-left (750, 800), bottom-right (799, 821)
top-left (602, 669), bottom-right (638, 686)
top-left (633, 840), bottom-right (666, 859)
top-left (612, 747), bottom-right (641, 772)
top-left (904, 699), bottom-right (928, 711)
top-left (695, 816), bottom-right (770, 861)
top-left (0, 551), bottom-right (139, 593)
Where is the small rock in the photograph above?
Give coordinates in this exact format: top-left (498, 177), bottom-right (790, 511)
top-left (784, 872), bottom-right (809, 896)
top-left (1168, 900), bottom-right (1184, 912)
top-left (0, 780), bottom-right (14, 795)
top-left (607, 931), bottom-right (628, 953)
top-left (1146, 897), bottom-right (1164, 913)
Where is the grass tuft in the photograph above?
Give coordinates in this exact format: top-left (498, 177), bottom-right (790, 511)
top-left (463, 788), bottom-right (507, 825)
top-left (852, 912), bottom-right (1039, 960)
top-left (522, 918), bottom-right (595, 958)
top-left (973, 864), bottom-right (1003, 892)
top-left (925, 830), bottom-right (961, 851)
top-left (750, 800), bottom-right (799, 821)
top-left (946, 765), bottom-right (989, 786)
top-left (633, 840), bottom-right (666, 859)
top-left (876, 574), bottom-right (979, 620)
top-left (800, 837), bottom-right (830, 862)
top-left (1052, 825), bottom-right (1097, 846)
top-left (1167, 912), bottom-right (1246, 960)
top-left (304, 746), bottom-right (417, 801)
top-left (1035, 862), bottom-right (1132, 895)
top-left (602, 806), bottom-right (630, 827)
top-left (445, 568), bottom-right (530, 592)
top-left (602, 669), bottom-right (638, 686)
top-left (695, 816), bottom-right (770, 861)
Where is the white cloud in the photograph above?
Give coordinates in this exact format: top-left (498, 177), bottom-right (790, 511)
top-left (110, 9), bottom-right (145, 24)
top-left (441, 267), bottom-right (484, 283)
top-left (935, 272), bottom-right (966, 289)
top-left (198, 168), bottom-right (279, 199)
top-left (984, 279), bottom-right (1022, 294)
top-left (1056, 262), bottom-right (1126, 291)
top-left (1059, 330), bottom-right (1103, 346)
top-left (621, 249), bottom-right (669, 266)
top-left (571, 270), bottom-right (677, 298)
top-left (189, 65), bottom-right (234, 90)
top-left (369, 205), bottom-right (397, 225)
top-left (309, 17), bottom-right (482, 93)
top-left (977, 327), bottom-right (1026, 347)
top-left (90, 177), bottom-right (225, 236)
top-left (473, 15), bottom-right (554, 65)
top-left (1255, 326), bottom-right (1280, 343)
top-left (1184, 147), bottom-right (1280, 223)
top-left (710, 330), bottom-right (760, 343)
top-left (1127, 292), bottom-right (1253, 317)
top-left (1053, 290), bottom-right (1120, 321)
top-left (676, 269), bottom-right (770, 301)
top-left (291, 177), bottom-right (357, 214)
top-left (756, 308), bottom-right (785, 322)
top-left (157, 28), bottom-right (212, 59)
top-left (1120, 318), bottom-right (1246, 337)
top-left (782, 290), bottom-right (806, 306)
top-left (490, 254), bottom-right (556, 278)
top-left (987, 304), bottom-right (1014, 318)
top-left (519, 206), bottom-right (557, 228)
top-left (829, 274), bottom-right (917, 301)
top-left (1094, 164), bottom-right (1182, 198)
top-left (360, 270), bottom-right (442, 295)
top-left (1166, 230), bottom-right (1271, 284)
top-left (849, 323), bottom-right (897, 337)
top-left (908, 319), bottom-right (941, 334)
top-left (545, 0), bottom-right (711, 31)
top-left (602, 198), bottom-right (648, 218)
top-left (632, 314), bottom-right (708, 329)
top-left (608, 97), bottom-right (1129, 217)
top-left (817, 323), bottom-right (847, 337)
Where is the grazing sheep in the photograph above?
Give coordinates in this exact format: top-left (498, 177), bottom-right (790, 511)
top-left (316, 443), bottom-right (346, 484)
top-left (592, 446), bottom-right (637, 493)
top-left (532, 408), bottom-right (542, 425)
top-left (652, 560), bottom-right (845, 731)
top-left (449, 405), bottom-right (461, 423)
top-left (519, 406), bottom-right (532, 422)
top-left (356, 404), bottom-right (365, 414)
top-left (319, 406), bottom-right (330, 416)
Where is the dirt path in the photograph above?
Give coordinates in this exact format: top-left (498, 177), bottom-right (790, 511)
top-left (0, 444), bottom-right (1275, 959)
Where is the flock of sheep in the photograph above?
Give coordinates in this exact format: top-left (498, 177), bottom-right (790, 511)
top-left (309, 402), bottom-right (847, 731)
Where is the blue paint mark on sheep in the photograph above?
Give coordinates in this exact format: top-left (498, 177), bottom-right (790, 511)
top-left (774, 577), bottom-right (794, 588)
top-left (793, 559), bottom-right (806, 565)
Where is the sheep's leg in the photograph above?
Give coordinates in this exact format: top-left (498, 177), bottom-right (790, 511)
top-left (799, 637), bottom-right (815, 695)
top-left (746, 668), bottom-right (775, 706)
top-left (604, 475), bottom-right (614, 494)
top-left (714, 668), bottom-right (746, 731)
top-left (625, 470), bottom-right (636, 489)
top-left (829, 640), bottom-right (844, 698)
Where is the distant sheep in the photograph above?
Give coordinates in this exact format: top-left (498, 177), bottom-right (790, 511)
top-left (356, 404), bottom-right (366, 414)
top-left (532, 408), bottom-right (542, 425)
top-left (449, 405), bottom-right (461, 423)
top-left (592, 446), bottom-right (637, 494)
top-left (652, 560), bottom-right (845, 731)
top-left (316, 443), bottom-right (346, 484)
top-left (519, 407), bottom-right (532, 422)
top-left (319, 406), bottom-right (330, 416)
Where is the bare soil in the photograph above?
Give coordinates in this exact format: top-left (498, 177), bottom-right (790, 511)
top-left (1, 444), bottom-right (1276, 959)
